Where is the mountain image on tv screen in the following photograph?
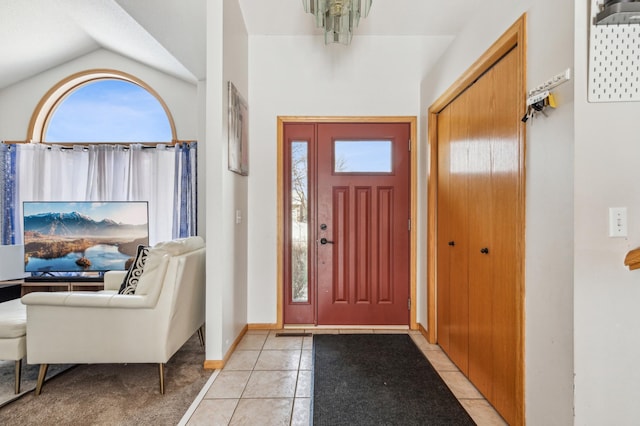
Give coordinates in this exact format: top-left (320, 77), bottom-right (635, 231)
top-left (23, 201), bottom-right (149, 273)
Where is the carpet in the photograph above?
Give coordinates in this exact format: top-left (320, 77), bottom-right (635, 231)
top-left (0, 333), bottom-right (211, 425)
top-left (0, 361), bottom-right (72, 409)
top-left (312, 334), bottom-right (476, 426)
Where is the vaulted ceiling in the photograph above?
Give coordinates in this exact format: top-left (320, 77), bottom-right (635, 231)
top-left (0, 0), bottom-right (487, 90)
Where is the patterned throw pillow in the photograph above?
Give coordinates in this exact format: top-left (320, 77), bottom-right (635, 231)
top-left (118, 245), bottom-right (150, 295)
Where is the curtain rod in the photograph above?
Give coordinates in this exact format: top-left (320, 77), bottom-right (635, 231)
top-left (2, 140), bottom-right (194, 146)
top-left (45, 145), bottom-right (160, 151)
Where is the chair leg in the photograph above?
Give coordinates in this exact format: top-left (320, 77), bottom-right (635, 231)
top-left (197, 325), bottom-right (205, 347)
top-left (35, 364), bottom-right (48, 396)
top-left (158, 363), bottom-right (165, 395)
top-left (14, 359), bottom-right (21, 394)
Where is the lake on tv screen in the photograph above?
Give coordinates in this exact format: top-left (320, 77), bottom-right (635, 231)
top-left (26, 244), bottom-right (131, 272)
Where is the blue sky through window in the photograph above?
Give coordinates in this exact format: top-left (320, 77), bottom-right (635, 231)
top-left (45, 79), bottom-right (172, 143)
top-left (335, 140), bottom-right (393, 173)
top-left (23, 201), bottom-right (149, 225)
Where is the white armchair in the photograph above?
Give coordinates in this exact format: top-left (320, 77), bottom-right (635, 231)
top-left (21, 236), bottom-right (206, 395)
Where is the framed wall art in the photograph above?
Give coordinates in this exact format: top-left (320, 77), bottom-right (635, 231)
top-left (228, 81), bottom-right (249, 175)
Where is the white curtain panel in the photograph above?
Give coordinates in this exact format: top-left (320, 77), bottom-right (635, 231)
top-left (127, 144), bottom-right (175, 244)
top-left (15, 143), bottom-right (175, 245)
top-left (85, 144), bottom-right (129, 201)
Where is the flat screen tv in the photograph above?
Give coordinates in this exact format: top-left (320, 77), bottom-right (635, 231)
top-left (23, 201), bottom-right (149, 275)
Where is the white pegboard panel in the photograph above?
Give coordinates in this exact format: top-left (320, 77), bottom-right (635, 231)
top-left (589, 0), bottom-right (640, 102)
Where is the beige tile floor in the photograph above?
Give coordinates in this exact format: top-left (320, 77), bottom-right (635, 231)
top-left (181, 329), bottom-right (507, 426)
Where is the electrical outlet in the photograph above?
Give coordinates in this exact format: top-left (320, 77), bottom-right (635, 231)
top-left (609, 207), bottom-right (627, 237)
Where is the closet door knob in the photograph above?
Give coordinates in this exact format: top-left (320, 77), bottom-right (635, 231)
top-left (448, 241), bottom-right (455, 246)
top-left (480, 247), bottom-right (489, 254)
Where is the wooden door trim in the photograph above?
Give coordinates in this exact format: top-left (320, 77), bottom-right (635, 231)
top-left (277, 116), bottom-right (418, 329)
top-left (426, 14), bottom-right (527, 425)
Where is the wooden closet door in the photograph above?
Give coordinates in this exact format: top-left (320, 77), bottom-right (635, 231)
top-left (465, 47), bottom-right (521, 421)
top-left (486, 47), bottom-right (521, 424)
top-left (437, 92), bottom-right (471, 374)
top-left (436, 45), bottom-right (522, 426)
top-left (466, 62), bottom-right (496, 400)
top-left (436, 107), bottom-right (452, 354)
top-left (437, 101), bottom-right (469, 368)
top-left (448, 92), bottom-right (471, 374)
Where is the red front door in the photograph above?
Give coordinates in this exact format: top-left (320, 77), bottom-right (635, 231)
top-left (283, 122), bottom-right (411, 325)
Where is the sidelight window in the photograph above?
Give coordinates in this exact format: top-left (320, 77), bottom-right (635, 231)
top-left (290, 141), bottom-right (309, 303)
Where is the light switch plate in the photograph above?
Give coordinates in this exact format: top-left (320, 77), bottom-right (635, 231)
top-left (609, 207), bottom-right (627, 237)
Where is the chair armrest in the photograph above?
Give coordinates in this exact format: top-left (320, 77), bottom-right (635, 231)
top-left (24, 292), bottom-right (162, 365)
top-left (104, 270), bottom-right (127, 291)
top-left (22, 291), bottom-right (154, 309)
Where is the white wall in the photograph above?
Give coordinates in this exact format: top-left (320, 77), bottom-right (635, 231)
top-left (574, 2), bottom-right (640, 424)
top-left (203, 0), bottom-right (249, 361)
top-left (222, 0), bottom-right (249, 356)
top-left (0, 49), bottom-right (198, 141)
top-left (246, 34), bottom-right (454, 324)
top-left (420, 1), bottom-right (574, 424)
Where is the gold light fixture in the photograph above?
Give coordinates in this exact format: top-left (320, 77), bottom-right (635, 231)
top-left (302, 0), bottom-right (373, 45)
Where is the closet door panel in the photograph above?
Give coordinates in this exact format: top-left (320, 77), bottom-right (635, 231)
top-left (446, 95), bottom-right (470, 374)
top-left (436, 108), bottom-right (452, 354)
top-left (487, 48), bottom-right (521, 423)
top-left (466, 69), bottom-right (495, 400)
top-left (434, 37), bottom-right (523, 426)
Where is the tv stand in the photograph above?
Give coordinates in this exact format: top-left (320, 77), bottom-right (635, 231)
top-left (24, 275), bottom-right (104, 283)
top-left (18, 279), bottom-right (105, 297)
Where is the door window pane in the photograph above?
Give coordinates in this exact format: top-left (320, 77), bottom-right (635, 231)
top-left (291, 141), bottom-right (309, 303)
top-left (334, 140), bottom-right (393, 173)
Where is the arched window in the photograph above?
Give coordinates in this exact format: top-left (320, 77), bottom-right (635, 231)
top-left (45, 79), bottom-right (172, 143)
top-left (28, 69), bottom-right (176, 143)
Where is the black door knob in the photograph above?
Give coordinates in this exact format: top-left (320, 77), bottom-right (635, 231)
top-left (480, 247), bottom-right (489, 254)
top-left (320, 238), bottom-right (334, 245)
top-left (448, 241), bottom-right (455, 246)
